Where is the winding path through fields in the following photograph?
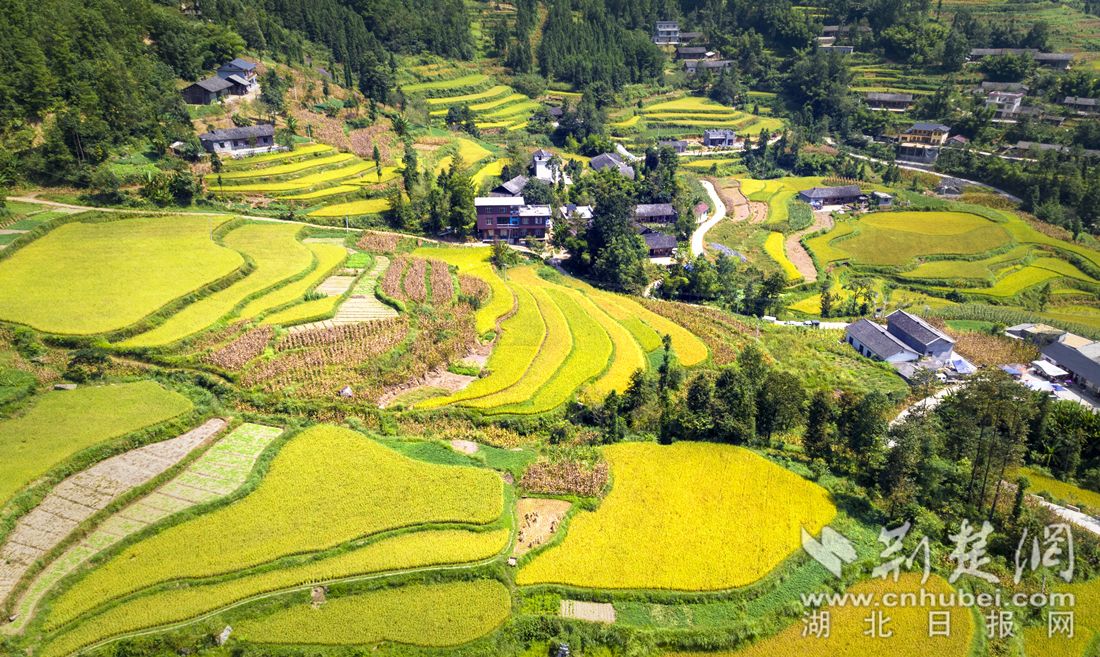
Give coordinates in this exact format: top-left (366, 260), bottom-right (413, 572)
top-left (691, 180), bottom-right (727, 257)
top-left (784, 211), bottom-right (833, 284)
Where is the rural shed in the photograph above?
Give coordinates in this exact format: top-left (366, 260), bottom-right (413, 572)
top-left (1032, 360), bottom-right (1069, 379)
top-left (182, 76), bottom-right (233, 105)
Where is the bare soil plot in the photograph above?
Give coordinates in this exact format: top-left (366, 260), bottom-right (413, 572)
top-left (513, 498), bottom-right (571, 556)
top-left (560, 599), bottom-right (615, 623)
top-left (0, 419), bottom-right (226, 606)
top-left (785, 211), bottom-right (834, 284)
top-left (3, 423), bottom-right (281, 633)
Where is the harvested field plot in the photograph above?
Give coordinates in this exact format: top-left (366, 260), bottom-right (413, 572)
top-left (8, 423), bottom-right (282, 633)
top-left (517, 442), bottom-right (835, 590)
top-left (0, 216), bottom-right (242, 335)
top-left (0, 418), bottom-right (225, 605)
top-left (0, 381), bottom-right (192, 506)
top-left (44, 425), bottom-right (503, 628)
top-left (668, 574), bottom-right (972, 657)
top-left (234, 579), bottom-right (510, 647)
top-left (410, 246), bottom-right (513, 333)
top-left (39, 529), bottom-right (508, 657)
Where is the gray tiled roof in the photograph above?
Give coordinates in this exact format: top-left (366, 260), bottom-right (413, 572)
top-left (199, 124), bottom-right (275, 142)
top-left (887, 310), bottom-right (955, 347)
top-left (847, 320), bottom-right (918, 360)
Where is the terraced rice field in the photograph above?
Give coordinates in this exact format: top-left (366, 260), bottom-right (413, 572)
top-left (418, 264), bottom-right (704, 413)
top-left (42, 424), bottom-right (503, 630)
top-left (1017, 466), bottom-right (1100, 511)
top-left (0, 215), bottom-right (243, 335)
top-left (0, 381), bottom-right (192, 506)
top-left (0, 418), bottom-right (225, 607)
top-left (307, 197), bottom-right (392, 218)
top-left (668, 574), bottom-right (972, 657)
top-left (38, 529), bottom-right (508, 656)
top-left (7, 423), bottom-right (283, 634)
top-left (238, 243), bottom-right (348, 319)
top-left (120, 223), bottom-right (313, 347)
top-left (234, 580), bottom-right (511, 647)
top-left (415, 75), bottom-right (538, 130)
top-left (639, 97), bottom-right (786, 135)
top-left (765, 232), bottom-right (802, 282)
top-left (517, 442), bottom-right (836, 590)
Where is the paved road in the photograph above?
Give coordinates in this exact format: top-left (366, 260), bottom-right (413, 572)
top-left (1037, 498), bottom-right (1100, 537)
top-left (691, 180), bottom-right (727, 257)
top-left (844, 154), bottom-right (1022, 203)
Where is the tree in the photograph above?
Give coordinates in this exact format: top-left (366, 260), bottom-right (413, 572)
top-left (804, 390), bottom-right (836, 463)
top-left (756, 371), bottom-right (807, 441)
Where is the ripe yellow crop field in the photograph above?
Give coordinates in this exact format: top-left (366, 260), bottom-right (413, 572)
top-left (222, 143), bottom-right (333, 169)
top-left (517, 442), bottom-right (835, 590)
top-left (578, 291), bottom-right (646, 402)
top-left (217, 152), bottom-right (354, 180)
top-left (765, 231), bottom-right (803, 282)
top-left (667, 574), bottom-right (972, 657)
top-left (234, 579), bottom-right (511, 647)
top-left (121, 223), bottom-right (312, 346)
top-left (491, 286), bottom-right (612, 415)
top-left (208, 161), bottom-right (373, 193)
top-left (308, 197), bottom-right (392, 218)
top-left (0, 381), bottom-right (192, 505)
top-left (1023, 576), bottom-right (1099, 657)
top-left (238, 243), bottom-right (347, 319)
top-left (258, 295), bottom-right (341, 326)
top-left (40, 529), bottom-right (508, 657)
top-left (45, 424), bottom-right (504, 630)
top-left (409, 246), bottom-right (513, 333)
top-left (0, 215), bottom-right (243, 335)
top-left (419, 282), bottom-right (544, 408)
top-left (466, 280), bottom-right (571, 409)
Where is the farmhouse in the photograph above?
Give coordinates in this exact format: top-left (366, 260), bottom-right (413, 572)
top-left (898, 122), bottom-right (950, 163)
top-left (658, 139), bottom-right (688, 153)
top-left (475, 196), bottom-right (552, 243)
top-left (633, 203), bottom-right (678, 223)
top-left (642, 231), bottom-right (677, 257)
top-left (676, 46), bottom-right (712, 59)
top-left (1064, 96), bottom-right (1099, 115)
top-left (865, 92), bottom-right (913, 112)
top-left (198, 125), bottom-right (277, 156)
top-left (217, 58), bottom-right (258, 90)
top-left (845, 320), bottom-right (920, 364)
top-left (653, 20), bottom-right (680, 45)
top-left (797, 185), bottom-right (861, 207)
top-left (886, 310), bottom-right (955, 361)
top-left (1041, 336), bottom-right (1100, 395)
top-left (491, 175), bottom-right (528, 196)
top-left (590, 152), bottom-right (635, 179)
top-left (702, 129), bottom-right (737, 147)
top-left (182, 77), bottom-right (233, 105)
